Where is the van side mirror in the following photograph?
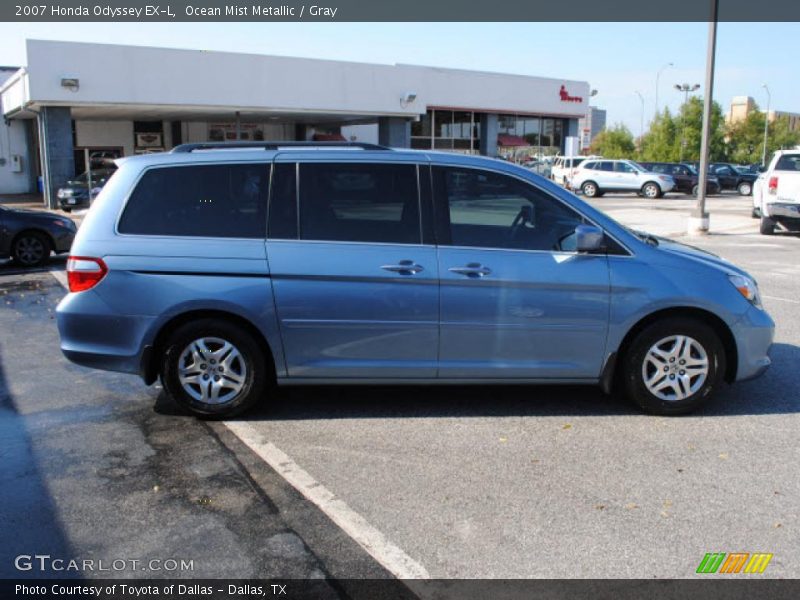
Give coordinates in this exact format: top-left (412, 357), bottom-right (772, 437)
top-left (575, 224), bottom-right (605, 253)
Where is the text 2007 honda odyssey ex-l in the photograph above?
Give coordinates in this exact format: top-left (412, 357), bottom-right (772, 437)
top-left (56, 142), bottom-right (774, 417)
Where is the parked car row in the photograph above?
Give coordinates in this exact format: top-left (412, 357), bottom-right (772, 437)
top-left (551, 157), bottom-right (756, 199)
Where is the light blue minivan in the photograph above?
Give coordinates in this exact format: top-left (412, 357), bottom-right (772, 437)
top-left (56, 142), bottom-right (774, 417)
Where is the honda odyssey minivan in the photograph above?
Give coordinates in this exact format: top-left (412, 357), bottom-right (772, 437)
top-left (56, 142), bottom-right (773, 417)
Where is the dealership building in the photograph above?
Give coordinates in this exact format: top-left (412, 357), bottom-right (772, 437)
top-left (0, 40), bottom-right (591, 207)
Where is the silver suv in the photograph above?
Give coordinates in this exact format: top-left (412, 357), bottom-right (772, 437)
top-left (572, 159), bottom-right (676, 198)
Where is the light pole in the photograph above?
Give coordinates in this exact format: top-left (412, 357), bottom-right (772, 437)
top-left (675, 83), bottom-right (701, 161)
top-left (635, 91), bottom-right (645, 157)
top-left (690, 0), bottom-right (719, 235)
top-left (655, 62), bottom-right (674, 117)
top-left (761, 83), bottom-right (771, 166)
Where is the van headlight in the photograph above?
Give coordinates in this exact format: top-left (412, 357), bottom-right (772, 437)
top-left (728, 274), bottom-right (761, 308)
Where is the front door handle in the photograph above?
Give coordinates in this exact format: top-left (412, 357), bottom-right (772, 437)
top-left (381, 259), bottom-right (424, 275)
top-left (449, 263), bottom-right (492, 278)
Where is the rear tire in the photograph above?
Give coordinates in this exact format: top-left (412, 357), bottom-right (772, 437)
top-left (161, 319), bottom-right (269, 418)
top-left (622, 317), bottom-right (725, 416)
top-left (751, 207), bottom-right (761, 219)
top-left (759, 215), bottom-right (776, 235)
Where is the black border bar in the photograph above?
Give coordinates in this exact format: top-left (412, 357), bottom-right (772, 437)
top-left (3, 0), bottom-right (800, 22)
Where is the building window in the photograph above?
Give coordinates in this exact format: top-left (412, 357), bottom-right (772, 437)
top-left (411, 109), bottom-right (480, 154)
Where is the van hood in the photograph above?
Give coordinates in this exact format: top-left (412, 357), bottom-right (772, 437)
top-left (651, 235), bottom-right (750, 278)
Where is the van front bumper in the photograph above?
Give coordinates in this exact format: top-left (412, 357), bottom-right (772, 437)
top-left (732, 304), bottom-right (775, 382)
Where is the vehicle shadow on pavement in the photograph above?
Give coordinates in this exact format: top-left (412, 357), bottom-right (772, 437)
top-left (152, 343), bottom-right (799, 421)
top-left (0, 348), bottom-right (77, 578)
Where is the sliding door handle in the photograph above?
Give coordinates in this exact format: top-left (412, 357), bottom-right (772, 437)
top-left (449, 264), bottom-right (492, 277)
top-left (381, 260), bottom-right (424, 275)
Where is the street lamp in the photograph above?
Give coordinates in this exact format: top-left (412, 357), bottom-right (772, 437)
top-left (655, 62), bottom-right (674, 116)
top-left (675, 83), bottom-right (701, 161)
top-left (689, 0), bottom-right (719, 236)
top-left (761, 83), bottom-right (771, 167)
top-left (634, 91), bottom-right (645, 156)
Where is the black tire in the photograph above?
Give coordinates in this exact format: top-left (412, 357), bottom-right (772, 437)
top-left (161, 318), bottom-right (269, 418)
top-left (641, 182), bottom-right (662, 199)
top-left (759, 215), bottom-right (776, 235)
top-left (691, 184), bottom-right (699, 197)
top-left (737, 181), bottom-right (753, 196)
top-left (751, 207), bottom-right (761, 219)
top-left (11, 230), bottom-right (51, 267)
top-left (62, 207), bottom-right (72, 213)
top-left (621, 317), bottom-right (725, 416)
top-left (581, 181), bottom-right (599, 198)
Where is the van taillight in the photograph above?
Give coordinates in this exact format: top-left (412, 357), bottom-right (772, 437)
top-left (67, 256), bottom-right (108, 292)
top-left (768, 176), bottom-right (778, 194)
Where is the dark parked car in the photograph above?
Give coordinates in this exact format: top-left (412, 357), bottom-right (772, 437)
top-left (0, 205), bottom-right (77, 267)
top-left (57, 167), bottom-right (117, 212)
top-left (694, 163), bottom-right (758, 196)
top-left (638, 162), bottom-right (720, 196)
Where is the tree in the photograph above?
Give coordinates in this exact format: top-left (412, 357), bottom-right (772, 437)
top-left (725, 108), bottom-right (800, 165)
top-left (590, 123), bottom-right (636, 159)
top-left (640, 97), bottom-right (727, 163)
top-left (640, 108), bottom-right (679, 162)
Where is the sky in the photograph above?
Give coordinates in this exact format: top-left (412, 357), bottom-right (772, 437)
top-left (0, 21), bottom-right (796, 134)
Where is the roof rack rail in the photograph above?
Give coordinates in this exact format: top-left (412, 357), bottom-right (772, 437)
top-left (170, 141), bottom-right (391, 153)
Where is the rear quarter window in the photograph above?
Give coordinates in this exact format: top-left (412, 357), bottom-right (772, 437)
top-left (118, 163), bottom-right (269, 238)
top-left (775, 154), bottom-right (800, 171)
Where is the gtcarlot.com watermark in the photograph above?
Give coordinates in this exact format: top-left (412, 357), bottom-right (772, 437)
top-left (14, 554), bottom-right (194, 573)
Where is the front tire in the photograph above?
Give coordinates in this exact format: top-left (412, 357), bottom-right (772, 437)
top-left (622, 318), bottom-right (724, 415)
top-left (738, 181), bottom-right (752, 196)
top-left (581, 181), bottom-right (599, 198)
top-left (12, 231), bottom-right (50, 267)
top-left (642, 182), bottom-right (662, 199)
top-left (161, 319), bottom-right (269, 418)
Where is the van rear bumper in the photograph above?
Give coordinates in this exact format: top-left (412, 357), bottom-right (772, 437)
top-left (56, 291), bottom-right (154, 376)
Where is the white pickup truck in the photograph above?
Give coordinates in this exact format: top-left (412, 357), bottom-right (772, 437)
top-left (753, 150), bottom-right (800, 235)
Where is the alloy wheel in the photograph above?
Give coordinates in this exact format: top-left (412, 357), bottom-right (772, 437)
top-left (641, 335), bottom-right (709, 401)
top-left (178, 337), bottom-right (247, 404)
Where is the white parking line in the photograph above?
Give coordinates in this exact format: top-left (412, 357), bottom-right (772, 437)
top-left (763, 294), bottom-right (800, 305)
top-left (224, 421), bottom-right (430, 580)
top-left (50, 270), bottom-right (68, 289)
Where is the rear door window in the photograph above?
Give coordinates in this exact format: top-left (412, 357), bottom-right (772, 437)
top-left (297, 162), bottom-right (421, 244)
top-left (118, 163), bottom-right (269, 238)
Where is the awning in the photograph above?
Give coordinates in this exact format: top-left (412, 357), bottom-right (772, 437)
top-left (312, 132), bottom-right (347, 141)
top-left (497, 134), bottom-right (529, 147)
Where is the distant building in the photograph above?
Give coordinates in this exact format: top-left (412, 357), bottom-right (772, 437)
top-left (726, 96), bottom-right (800, 132)
top-left (578, 107), bottom-right (606, 151)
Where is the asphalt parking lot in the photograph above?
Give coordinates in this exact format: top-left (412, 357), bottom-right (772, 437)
top-left (0, 192), bottom-right (797, 582)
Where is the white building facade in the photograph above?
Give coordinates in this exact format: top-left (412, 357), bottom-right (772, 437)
top-left (1, 40), bottom-right (591, 206)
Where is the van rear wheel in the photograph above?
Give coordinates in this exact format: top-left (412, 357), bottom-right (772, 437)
top-left (161, 319), bottom-right (268, 418)
top-left (621, 317), bottom-right (724, 416)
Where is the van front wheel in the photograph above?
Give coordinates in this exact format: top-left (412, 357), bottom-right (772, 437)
top-left (161, 319), bottom-right (268, 418)
top-left (622, 318), bottom-right (724, 416)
